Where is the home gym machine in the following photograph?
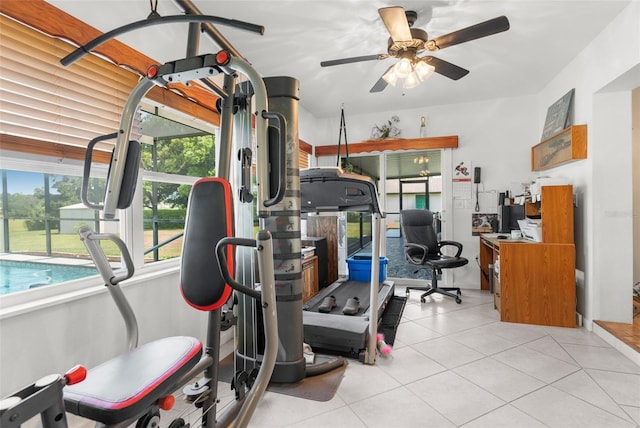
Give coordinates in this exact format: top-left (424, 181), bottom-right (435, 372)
top-left (0, 10), bottom-right (286, 428)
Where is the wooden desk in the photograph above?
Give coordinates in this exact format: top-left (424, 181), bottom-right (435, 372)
top-left (480, 235), bottom-right (576, 328)
top-left (302, 255), bottom-right (319, 302)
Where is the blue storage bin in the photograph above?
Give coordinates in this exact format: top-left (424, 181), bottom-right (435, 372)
top-left (347, 256), bottom-right (388, 282)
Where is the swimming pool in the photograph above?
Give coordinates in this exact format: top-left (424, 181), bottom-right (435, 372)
top-left (0, 260), bottom-right (97, 295)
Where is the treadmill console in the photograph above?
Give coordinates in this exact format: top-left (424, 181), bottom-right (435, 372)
top-left (300, 167), bottom-right (381, 214)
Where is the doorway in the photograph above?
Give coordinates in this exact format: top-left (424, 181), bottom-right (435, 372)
top-left (593, 85), bottom-right (640, 353)
top-left (383, 150), bottom-right (442, 281)
top-left (337, 150), bottom-right (443, 283)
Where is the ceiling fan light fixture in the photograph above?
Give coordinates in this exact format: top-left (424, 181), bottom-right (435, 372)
top-left (395, 57), bottom-right (413, 78)
top-left (382, 67), bottom-right (399, 86)
top-left (402, 71), bottom-right (420, 89)
top-left (415, 61), bottom-right (435, 81)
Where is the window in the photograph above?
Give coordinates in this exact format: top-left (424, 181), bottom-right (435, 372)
top-left (0, 16), bottom-right (221, 294)
top-left (346, 212), bottom-right (372, 257)
top-left (0, 158), bottom-right (113, 295)
top-left (138, 108), bottom-right (217, 264)
top-left (1, 170), bottom-right (113, 249)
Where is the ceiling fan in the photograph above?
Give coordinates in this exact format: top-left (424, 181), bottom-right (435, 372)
top-left (320, 6), bottom-right (510, 92)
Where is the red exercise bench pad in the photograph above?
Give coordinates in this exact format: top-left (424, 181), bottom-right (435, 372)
top-left (64, 336), bottom-right (202, 425)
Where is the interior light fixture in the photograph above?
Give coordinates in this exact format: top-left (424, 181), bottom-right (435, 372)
top-left (403, 71), bottom-right (420, 89)
top-left (414, 61), bottom-right (435, 81)
top-left (382, 58), bottom-right (435, 89)
top-left (382, 66), bottom-right (399, 86)
top-left (413, 156), bottom-right (429, 164)
top-left (395, 58), bottom-right (413, 78)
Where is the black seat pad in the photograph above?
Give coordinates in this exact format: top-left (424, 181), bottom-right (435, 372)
top-left (424, 255), bottom-right (469, 270)
top-left (64, 336), bottom-right (202, 425)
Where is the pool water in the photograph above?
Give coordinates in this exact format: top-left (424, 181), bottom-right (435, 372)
top-left (0, 260), bottom-right (97, 295)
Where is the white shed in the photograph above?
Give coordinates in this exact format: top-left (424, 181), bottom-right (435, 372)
top-left (59, 203), bottom-right (118, 234)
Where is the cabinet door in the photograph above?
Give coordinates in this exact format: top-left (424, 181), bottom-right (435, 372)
top-left (501, 243), bottom-right (575, 327)
top-left (302, 256), bottom-right (318, 302)
top-left (541, 185), bottom-right (574, 243)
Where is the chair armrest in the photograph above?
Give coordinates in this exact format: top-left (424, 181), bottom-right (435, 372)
top-left (404, 243), bottom-right (429, 264)
top-left (438, 240), bottom-right (463, 257)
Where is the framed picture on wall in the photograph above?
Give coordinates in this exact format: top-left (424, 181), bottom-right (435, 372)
top-left (471, 213), bottom-right (498, 236)
top-left (540, 88), bottom-right (575, 140)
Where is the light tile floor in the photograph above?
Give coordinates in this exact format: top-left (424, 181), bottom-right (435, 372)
top-left (246, 289), bottom-right (640, 428)
top-left (20, 289), bottom-right (640, 427)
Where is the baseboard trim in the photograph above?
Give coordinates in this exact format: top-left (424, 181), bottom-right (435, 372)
top-left (593, 323), bottom-right (640, 367)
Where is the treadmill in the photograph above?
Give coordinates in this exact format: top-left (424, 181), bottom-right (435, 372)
top-left (300, 167), bottom-right (395, 363)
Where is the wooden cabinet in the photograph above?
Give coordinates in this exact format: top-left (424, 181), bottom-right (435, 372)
top-left (527, 185), bottom-right (574, 243)
top-left (306, 216), bottom-right (339, 286)
top-left (480, 185), bottom-right (576, 328)
top-left (302, 256), bottom-right (318, 302)
top-left (500, 242), bottom-right (575, 326)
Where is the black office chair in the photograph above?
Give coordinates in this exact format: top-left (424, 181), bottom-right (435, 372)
top-left (400, 209), bottom-right (468, 304)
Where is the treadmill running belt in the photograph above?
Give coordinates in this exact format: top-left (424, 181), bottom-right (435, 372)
top-left (306, 281), bottom-right (371, 315)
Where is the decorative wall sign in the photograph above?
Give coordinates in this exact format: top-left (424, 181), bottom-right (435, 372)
top-left (541, 89), bottom-right (575, 140)
top-left (452, 160), bottom-right (472, 199)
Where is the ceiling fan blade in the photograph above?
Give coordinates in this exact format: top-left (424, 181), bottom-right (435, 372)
top-left (427, 16), bottom-right (510, 51)
top-left (378, 6), bottom-right (412, 43)
top-left (422, 56), bottom-right (469, 80)
top-left (370, 65), bottom-right (394, 93)
top-left (320, 54), bottom-right (385, 67)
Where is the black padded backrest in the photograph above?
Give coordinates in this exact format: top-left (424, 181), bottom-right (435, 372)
top-left (400, 209), bottom-right (439, 256)
top-left (102, 140), bottom-right (141, 210)
top-left (181, 178), bottom-right (233, 311)
top-left (117, 141), bottom-right (141, 209)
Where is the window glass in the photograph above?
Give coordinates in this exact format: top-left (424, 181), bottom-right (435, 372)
top-left (138, 110), bottom-right (216, 264)
top-left (140, 111), bottom-right (215, 175)
top-left (0, 169), bottom-right (116, 295)
top-left (142, 180), bottom-right (186, 263)
top-left (346, 212), bottom-right (372, 256)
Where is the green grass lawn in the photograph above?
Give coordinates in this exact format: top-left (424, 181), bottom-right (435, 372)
top-left (5, 220), bottom-right (183, 260)
top-left (5, 219), bottom-right (369, 261)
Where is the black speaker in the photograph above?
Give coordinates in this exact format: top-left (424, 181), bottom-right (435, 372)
top-left (498, 192), bottom-right (506, 206)
top-left (473, 167), bottom-right (481, 184)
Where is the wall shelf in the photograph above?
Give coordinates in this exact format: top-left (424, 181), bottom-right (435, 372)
top-left (531, 124), bottom-right (587, 171)
top-left (314, 135), bottom-right (458, 157)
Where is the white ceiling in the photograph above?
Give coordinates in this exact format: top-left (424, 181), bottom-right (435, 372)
top-left (48, 0), bottom-right (630, 119)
